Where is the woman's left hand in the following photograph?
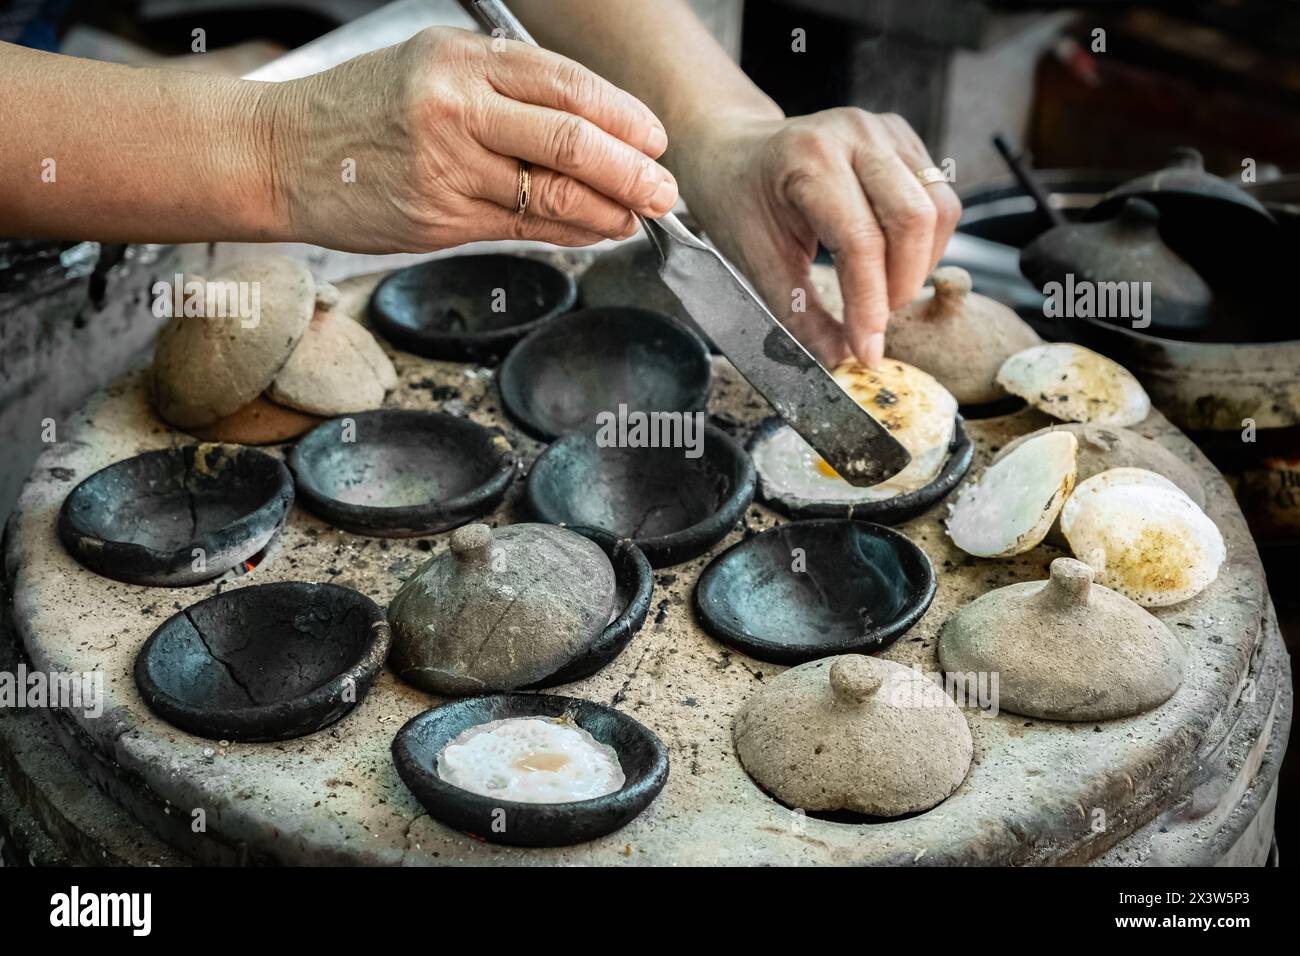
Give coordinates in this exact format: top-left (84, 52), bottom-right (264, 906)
top-left (672, 108), bottom-right (962, 367)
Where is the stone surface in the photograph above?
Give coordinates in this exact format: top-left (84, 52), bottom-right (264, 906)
top-left (939, 558), bottom-right (1185, 720)
top-left (389, 523), bottom-right (616, 695)
top-left (734, 655), bottom-right (973, 816)
top-left (0, 244), bottom-right (1288, 865)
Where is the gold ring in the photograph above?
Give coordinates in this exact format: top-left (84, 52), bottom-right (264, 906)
top-left (915, 166), bottom-right (946, 187)
top-left (515, 160), bottom-right (532, 214)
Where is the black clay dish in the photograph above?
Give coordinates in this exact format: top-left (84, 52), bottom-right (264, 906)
top-left (497, 306), bottom-right (711, 441)
top-left (747, 416), bottom-right (973, 525)
top-left (369, 253), bottom-right (576, 362)
top-left (289, 410), bottom-right (514, 537)
top-left (135, 582), bottom-right (390, 742)
top-left (392, 694), bottom-right (669, 847)
top-left (525, 527), bottom-right (654, 688)
top-left (526, 424), bottom-right (755, 567)
top-left (58, 444), bottom-right (293, 587)
top-left (695, 519), bottom-right (936, 664)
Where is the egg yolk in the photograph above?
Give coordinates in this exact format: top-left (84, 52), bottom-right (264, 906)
top-left (815, 457), bottom-right (843, 479)
top-left (511, 750), bottom-right (572, 772)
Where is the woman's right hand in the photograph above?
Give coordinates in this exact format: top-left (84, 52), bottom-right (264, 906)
top-left (260, 27), bottom-right (678, 253)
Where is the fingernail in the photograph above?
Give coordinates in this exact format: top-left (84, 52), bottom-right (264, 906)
top-left (645, 124), bottom-right (668, 156)
top-left (864, 332), bottom-right (885, 369)
top-left (651, 177), bottom-right (678, 213)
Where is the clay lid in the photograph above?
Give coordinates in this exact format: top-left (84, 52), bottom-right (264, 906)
top-left (189, 393), bottom-right (322, 445)
top-left (1019, 199), bottom-right (1213, 333)
top-left (733, 655), bottom-right (972, 817)
top-left (388, 523), bottom-right (617, 695)
top-left (152, 257), bottom-right (316, 428)
top-left (938, 558), bottom-right (1185, 720)
top-left (884, 267), bottom-right (1041, 405)
top-left (267, 306), bottom-right (398, 416)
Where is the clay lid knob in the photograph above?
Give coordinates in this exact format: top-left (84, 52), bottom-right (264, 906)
top-left (830, 655), bottom-right (883, 705)
top-left (314, 279), bottom-right (341, 311)
top-left (1044, 557), bottom-right (1094, 607)
top-left (927, 266), bottom-right (972, 317)
top-left (450, 523), bottom-right (493, 562)
top-left (1168, 145), bottom-right (1205, 171)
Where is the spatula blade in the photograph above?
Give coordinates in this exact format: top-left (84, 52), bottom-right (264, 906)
top-left (650, 220), bottom-right (911, 487)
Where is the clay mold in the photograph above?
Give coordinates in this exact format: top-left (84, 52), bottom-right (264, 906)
top-left (747, 415), bottom-right (972, 524)
top-left (694, 519), bottom-right (935, 664)
top-left (134, 581), bottom-right (390, 742)
top-left (288, 410), bottom-right (515, 537)
top-left (526, 424), bottom-right (755, 567)
top-left (392, 693), bottom-right (669, 847)
top-left (497, 306), bottom-right (711, 441)
top-left (58, 444), bottom-right (293, 587)
top-left (368, 253), bottom-right (576, 362)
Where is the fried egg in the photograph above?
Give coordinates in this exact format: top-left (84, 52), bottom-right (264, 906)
top-left (436, 717), bottom-right (625, 804)
top-left (946, 430), bottom-right (1079, 557)
top-left (751, 358), bottom-right (958, 505)
top-left (1061, 468), bottom-right (1225, 607)
top-left (997, 343), bottom-right (1150, 426)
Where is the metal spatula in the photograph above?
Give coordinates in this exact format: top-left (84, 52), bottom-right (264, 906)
top-left (469, 0), bottom-right (910, 486)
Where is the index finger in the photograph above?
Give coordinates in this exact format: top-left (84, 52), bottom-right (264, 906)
top-left (785, 164), bottom-right (891, 367)
top-left (481, 39), bottom-right (668, 157)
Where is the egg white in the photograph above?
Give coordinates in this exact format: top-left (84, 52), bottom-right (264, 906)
top-left (752, 359), bottom-right (957, 506)
top-left (436, 717), bottom-right (625, 804)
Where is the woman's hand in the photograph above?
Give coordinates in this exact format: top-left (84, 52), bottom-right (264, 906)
top-left (262, 27), bottom-right (679, 253)
top-left (672, 108), bottom-right (962, 367)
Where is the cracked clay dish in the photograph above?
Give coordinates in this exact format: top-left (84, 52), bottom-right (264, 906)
top-left (392, 693), bottom-right (669, 847)
top-left (134, 582), bottom-right (391, 742)
top-left (734, 655), bottom-right (972, 817)
top-left (939, 557), bottom-right (1186, 721)
top-left (388, 523), bottom-right (620, 695)
top-left (58, 444), bottom-right (294, 587)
